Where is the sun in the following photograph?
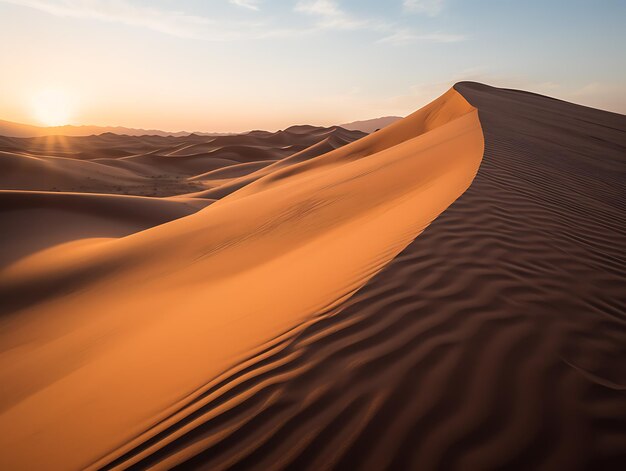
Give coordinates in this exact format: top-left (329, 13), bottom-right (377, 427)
top-left (31, 90), bottom-right (75, 127)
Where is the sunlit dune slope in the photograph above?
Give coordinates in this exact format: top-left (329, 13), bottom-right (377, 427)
top-left (0, 88), bottom-right (483, 470)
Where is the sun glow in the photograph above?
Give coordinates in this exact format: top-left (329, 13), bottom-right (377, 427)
top-left (31, 90), bottom-right (75, 126)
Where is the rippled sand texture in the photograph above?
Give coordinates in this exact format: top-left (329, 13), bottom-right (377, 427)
top-left (95, 83), bottom-right (626, 470)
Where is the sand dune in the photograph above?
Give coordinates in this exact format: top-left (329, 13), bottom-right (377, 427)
top-left (92, 83), bottom-right (626, 470)
top-left (0, 150), bottom-right (147, 190)
top-left (0, 191), bottom-right (210, 267)
top-left (184, 133), bottom-right (358, 200)
top-left (1, 82), bottom-right (624, 470)
top-left (189, 161), bottom-right (275, 182)
top-left (0, 88), bottom-right (483, 470)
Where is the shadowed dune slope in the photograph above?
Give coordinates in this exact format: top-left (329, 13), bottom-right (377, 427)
top-left (0, 150), bottom-right (147, 190)
top-left (90, 83), bottom-right (626, 470)
top-left (0, 89), bottom-right (483, 470)
top-left (0, 191), bottom-right (211, 267)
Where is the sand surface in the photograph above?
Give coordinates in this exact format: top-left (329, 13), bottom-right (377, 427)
top-left (0, 89), bottom-right (487, 469)
top-left (1, 83), bottom-right (624, 470)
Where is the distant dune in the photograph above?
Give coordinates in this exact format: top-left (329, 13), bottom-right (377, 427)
top-left (0, 125), bottom-right (366, 196)
top-left (1, 83), bottom-right (625, 470)
top-left (340, 115), bottom-right (402, 133)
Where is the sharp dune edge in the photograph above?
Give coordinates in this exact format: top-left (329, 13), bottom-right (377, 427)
top-left (0, 89), bottom-right (485, 469)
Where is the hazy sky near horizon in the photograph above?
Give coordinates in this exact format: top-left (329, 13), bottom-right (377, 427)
top-left (1, 0), bottom-right (624, 131)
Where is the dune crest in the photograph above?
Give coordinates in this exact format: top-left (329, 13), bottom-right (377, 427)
top-left (0, 89), bottom-right (483, 470)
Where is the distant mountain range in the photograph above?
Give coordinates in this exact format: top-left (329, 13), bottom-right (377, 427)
top-left (0, 119), bottom-right (227, 138)
top-left (339, 116), bottom-right (402, 133)
top-left (0, 115), bottom-right (403, 138)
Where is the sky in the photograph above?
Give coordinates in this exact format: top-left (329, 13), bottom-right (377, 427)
top-left (0, 0), bottom-right (624, 132)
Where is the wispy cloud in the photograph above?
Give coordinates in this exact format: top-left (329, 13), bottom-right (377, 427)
top-left (2, 0), bottom-right (464, 44)
top-left (229, 0), bottom-right (260, 11)
top-left (295, 0), bottom-right (464, 43)
top-left (403, 0), bottom-right (444, 16)
top-left (1, 0), bottom-right (295, 40)
top-left (378, 30), bottom-right (467, 45)
top-left (3, 0), bottom-right (211, 37)
top-left (295, 0), bottom-right (341, 17)
top-left (3, 0), bottom-right (215, 38)
top-left (294, 0), bottom-right (371, 30)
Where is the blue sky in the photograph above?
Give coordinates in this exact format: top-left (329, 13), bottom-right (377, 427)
top-left (1, 0), bottom-right (624, 131)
